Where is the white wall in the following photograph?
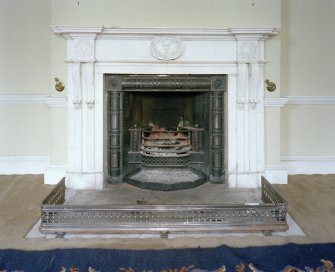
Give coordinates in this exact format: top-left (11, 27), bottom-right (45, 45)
top-left (282, 105), bottom-right (335, 156)
top-left (280, 0), bottom-right (335, 174)
top-left (281, 0), bottom-right (335, 96)
top-left (51, 0), bottom-right (281, 27)
top-left (0, 0), bottom-right (51, 93)
top-left (0, 104), bottom-right (50, 155)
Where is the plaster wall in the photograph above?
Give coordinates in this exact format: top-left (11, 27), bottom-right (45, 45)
top-left (51, 0), bottom-right (281, 27)
top-left (0, 0), bottom-right (51, 93)
top-left (280, 0), bottom-right (335, 159)
top-left (281, 0), bottom-right (335, 96)
top-left (265, 107), bottom-right (281, 164)
top-left (281, 105), bottom-right (335, 156)
top-left (0, 0), bottom-right (52, 163)
top-left (0, 104), bottom-right (50, 155)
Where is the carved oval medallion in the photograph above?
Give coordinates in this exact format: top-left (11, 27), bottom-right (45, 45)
top-left (150, 36), bottom-right (184, 60)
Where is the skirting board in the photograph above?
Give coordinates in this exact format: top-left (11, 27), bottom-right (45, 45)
top-left (0, 156), bottom-right (66, 184)
top-left (0, 156), bottom-right (50, 175)
top-left (281, 156), bottom-right (335, 175)
top-left (265, 164), bottom-right (288, 184)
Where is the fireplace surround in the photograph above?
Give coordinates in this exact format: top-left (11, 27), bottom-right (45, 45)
top-left (52, 26), bottom-right (279, 190)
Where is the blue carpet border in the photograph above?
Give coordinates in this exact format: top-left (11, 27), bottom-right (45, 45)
top-left (0, 243), bottom-right (334, 272)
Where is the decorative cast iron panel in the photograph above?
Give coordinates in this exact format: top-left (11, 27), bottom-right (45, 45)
top-left (105, 74), bottom-right (226, 187)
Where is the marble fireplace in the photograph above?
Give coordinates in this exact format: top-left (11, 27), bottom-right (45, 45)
top-left (52, 26), bottom-right (279, 190)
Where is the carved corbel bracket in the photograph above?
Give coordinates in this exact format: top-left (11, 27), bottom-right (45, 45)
top-left (237, 99), bottom-right (246, 109)
top-left (249, 99), bottom-right (258, 108)
top-left (86, 100), bottom-right (95, 109)
top-left (237, 99), bottom-right (258, 109)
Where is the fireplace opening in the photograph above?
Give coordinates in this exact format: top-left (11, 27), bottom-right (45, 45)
top-left (105, 74), bottom-right (226, 190)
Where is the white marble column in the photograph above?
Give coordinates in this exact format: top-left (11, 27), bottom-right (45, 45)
top-left (231, 38), bottom-right (266, 188)
top-left (65, 32), bottom-right (104, 189)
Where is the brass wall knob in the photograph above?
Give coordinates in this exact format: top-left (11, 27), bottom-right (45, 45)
top-left (54, 77), bottom-right (65, 92)
top-left (265, 79), bottom-right (276, 92)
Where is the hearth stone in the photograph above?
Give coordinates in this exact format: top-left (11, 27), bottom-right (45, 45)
top-left (125, 167), bottom-right (207, 191)
top-left (65, 181), bottom-right (259, 206)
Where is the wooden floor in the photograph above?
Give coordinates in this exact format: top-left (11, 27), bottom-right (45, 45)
top-left (0, 174), bottom-right (334, 250)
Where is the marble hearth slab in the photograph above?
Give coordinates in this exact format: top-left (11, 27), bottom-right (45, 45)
top-left (64, 182), bottom-right (261, 206)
